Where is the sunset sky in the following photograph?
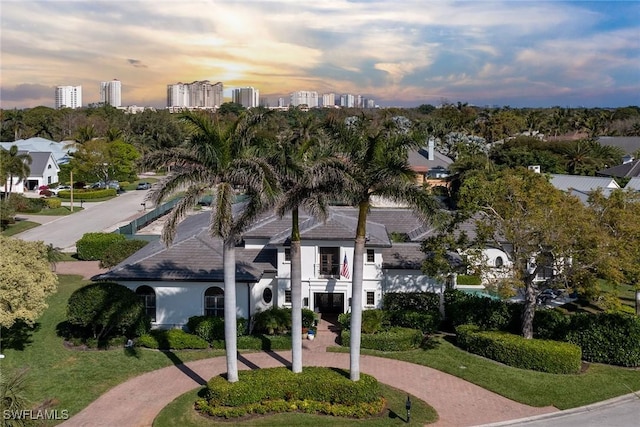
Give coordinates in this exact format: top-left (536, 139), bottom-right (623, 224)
top-left (1, 0), bottom-right (639, 109)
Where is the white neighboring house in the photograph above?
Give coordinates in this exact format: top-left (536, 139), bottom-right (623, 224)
top-left (0, 137), bottom-right (75, 166)
top-left (0, 150), bottom-right (60, 193)
top-left (93, 207), bottom-right (450, 329)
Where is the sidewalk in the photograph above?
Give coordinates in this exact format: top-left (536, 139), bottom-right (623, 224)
top-left (60, 315), bottom-right (557, 427)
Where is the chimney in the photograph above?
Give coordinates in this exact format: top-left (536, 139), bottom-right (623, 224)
top-left (428, 137), bottom-right (435, 160)
top-left (528, 165), bottom-right (541, 173)
top-left (622, 154), bottom-right (634, 165)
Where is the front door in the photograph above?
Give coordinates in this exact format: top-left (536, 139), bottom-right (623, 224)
top-left (314, 292), bottom-right (344, 314)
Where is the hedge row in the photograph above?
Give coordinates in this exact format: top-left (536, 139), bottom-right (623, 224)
top-left (211, 334), bottom-right (292, 351)
top-left (186, 315), bottom-right (249, 341)
top-left (100, 239), bottom-right (149, 268)
top-left (137, 329), bottom-right (209, 350)
top-left (57, 189), bottom-right (116, 199)
top-left (382, 292), bottom-right (440, 312)
top-left (341, 327), bottom-right (424, 351)
top-left (456, 325), bottom-right (582, 374)
top-left (202, 367), bottom-right (381, 408)
top-left (76, 232), bottom-right (126, 261)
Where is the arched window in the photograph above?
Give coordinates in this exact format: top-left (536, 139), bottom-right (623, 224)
top-left (136, 286), bottom-right (156, 322)
top-left (205, 287), bottom-right (224, 317)
top-left (495, 256), bottom-right (504, 268)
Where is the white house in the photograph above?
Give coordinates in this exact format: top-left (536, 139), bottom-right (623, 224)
top-left (0, 150), bottom-right (60, 193)
top-left (94, 207), bottom-right (449, 329)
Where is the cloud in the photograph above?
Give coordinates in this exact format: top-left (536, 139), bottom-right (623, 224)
top-left (0, 84), bottom-right (54, 101)
top-left (128, 59), bottom-right (148, 68)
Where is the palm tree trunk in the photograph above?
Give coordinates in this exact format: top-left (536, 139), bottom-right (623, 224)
top-left (223, 237), bottom-right (239, 382)
top-left (290, 208), bottom-right (303, 373)
top-left (350, 200), bottom-right (368, 381)
top-left (521, 280), bottom-right (536, 339)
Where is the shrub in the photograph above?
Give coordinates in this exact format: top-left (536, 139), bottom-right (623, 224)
top-left (341, 327), bottom-right (424, 351)
top-left (197, 367), bottom-right (383, 418)
top-left (100, 239), bottom-right (148, 268)
top-left (213, 334), bottom-right (292, 351)
top-left (387, 310), bottom-right (441, 334)
top-left (302, 308), bottom-right (317, 328)
top-left (456, 275), bottom-right (482, 286)
top-left (66, 282), bottom-right (150, 342)
top-left (187, 316), bottom-right (249, 342)
top-left (444, 289), bottom-right (520, 332)
top-left (383, 292), bottom-right (440, 312)
top-left (456, 325), bottom-right (582, 374)
top-left (565, 312), bottom-right (640, 367)
top-left (137, 329), bottom-right (208, 350)
top-left (56, 189), bottom-right (116, 199)
top-left (252, 307), bottom-right (291, 335)
top-left (336, 309), bottom-right (386, 333)
top-left (10, 195), bottom-right (47, 213)
top-left (76, 232), bottom-right (126, 261)
top-left (45, 198), bottom-right (62, 209)
top-left (533, 308), bottom-right (570, 340)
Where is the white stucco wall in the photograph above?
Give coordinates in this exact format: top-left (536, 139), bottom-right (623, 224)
top-left (382, 269), bottom-right (444, 295)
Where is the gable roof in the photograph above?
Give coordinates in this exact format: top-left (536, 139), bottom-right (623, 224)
top-left (408, 147), bottom-right (453, 173)
top-left (549, 174), bottom-right (620, 193)
top-left (597, 159), bottom-right (640, 178)
top-left (0, 137), bottom-right (75, 164)
top-left (26, 151), bottom-right (58, 176)
top-left (625, 177), bottom-right (640, 191)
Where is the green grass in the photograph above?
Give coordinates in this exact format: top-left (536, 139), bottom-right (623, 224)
top-left (0, 275), bottom-right (225, 424)
top-left (329, 338), bottom-right (640, 410)
top-left (35, 206), bottom-right (85, 215)
top-left (1, 220), bottom-right (40, 236)
top-left (153, 383), bottom-right (437, 427)
top-left (599, 281), bottom-right (637, 309)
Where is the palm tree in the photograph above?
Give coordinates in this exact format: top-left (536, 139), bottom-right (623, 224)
top-left (268, 111), bottom-right (351, 373)
top-left (0, 145), bottom-right (32, 197)
top-left (326, 114), bottom-right (442, 381)
top-left (142, 111), bottom-right (278, 383)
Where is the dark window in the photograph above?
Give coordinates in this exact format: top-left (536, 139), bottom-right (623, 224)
top-left (366, 249), bottom-right (375, 263)
top-left (284, 290), bottom-right (292, 303)
top-left (284, 248), bottom-right (291, 262)
top-left (205, 287), bottom-right (224, 317)
top-left (366, 291), bottom-right (375, 305)
top-left (263, 288), bottom-right (273, 304)
top-left (319, 247), bottom-right (340, 278)
top-left (136, 285), bottom-right (156, 322)
top-left (495, 256), bottom-right (504, 268)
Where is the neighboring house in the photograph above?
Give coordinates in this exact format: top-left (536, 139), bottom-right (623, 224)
top-left (94, 207), bottom-right (449, 329)
top-left (0, 137), bottom-right (75, 165)
top-left (625, 177), bottom-right (640, 191)
top-left (408, 139), bottom-right (453, 186)
top-left (549, 174), bottom-right (620, 204)
top-left (597, 136), bottom-right (640, 156)
top-left (597, 157), bottom-right (640, 179)
top-left (0, 150), bottom-right (60, 193)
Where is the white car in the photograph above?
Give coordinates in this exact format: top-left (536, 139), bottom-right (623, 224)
top-left (50, 185), bottom-right (71, 196)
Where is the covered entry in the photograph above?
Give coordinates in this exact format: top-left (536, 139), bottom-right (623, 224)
top-left (314, 292), bottom-right (344, 314)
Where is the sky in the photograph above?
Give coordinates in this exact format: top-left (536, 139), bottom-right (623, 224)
top-left (1, 0), bottom-right (639, 109)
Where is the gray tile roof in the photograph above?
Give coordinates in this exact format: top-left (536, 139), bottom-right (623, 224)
top-left (408, 147), bottom-right (453, 172)
top-left (597, 137), bottom-right (640, 155)
top-left (549, 174), bottom-right (620, 193)
top-left (381, 243), bottom-right (425, 269)
top-left (597, 159), bottom-right (640, 178)
top-left (625, 177), bottom-right (640, 191)
top-left (24, 151), bottom-right (57, 177)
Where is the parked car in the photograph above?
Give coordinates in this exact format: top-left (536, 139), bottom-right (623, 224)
top-left (91, 181), bottom-right (120, 190)
top-left (136, 182), bottom-right (151, 190)
top-left (49, 185), bottom-right (71, 196)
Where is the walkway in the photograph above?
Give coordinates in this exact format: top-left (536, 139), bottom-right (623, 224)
top-left (59, 316), bottom-right (557, 427)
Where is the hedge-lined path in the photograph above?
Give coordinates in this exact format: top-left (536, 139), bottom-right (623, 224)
top-left (60, 316), bottom-right (557, 427)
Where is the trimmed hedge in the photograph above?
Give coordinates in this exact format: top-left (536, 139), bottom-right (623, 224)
top-left (387, 310), bottom-right (441, 334)
top-left (566, 312), bottom-right (640, 367)
top-left (341, 327), bottom-right (424, 351)
top-left (137, 329), bottom-right (209, 350)
top-left (444, 289), bottom-right (521, 332)
top-left (57, 188), bottom-right (116, 199)
top-left (197, 367), bottom-right (383, 418)
top-left (456, 325), bottom-right (582, 374)
top-left (456, 275), bottom-right (482, 286)
top-left (99, 239), bottom-right (149, 268)
top-left (382, 292), bottom-right (440, 312)
top-left (186, 316), bottom-right (248, 342)
top-left (76, 232), bottom-right (126, 261)
top-left (45, 198), bottom-right (62, 209)
top-left (211, 334), bottom-right (292, 351)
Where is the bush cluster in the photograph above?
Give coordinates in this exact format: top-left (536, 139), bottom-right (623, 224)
top-left (382, 292), bottom-right (442, 334)
top-left (211, 334), bottom-right (292, 351)
top-left (252, 307), bottom-right (291, 335)
top-left (456, 275), bottom-right (482, 286)
top-left (7, 195), bottom-right (47, 213)
top-left (444, 289), bottom-right (520, 332)
top-left (386, 310), bottom-right (441, 334)
top-left (197, 367), bottom-right (383, 419)
top-left (66, 282), bottom-right (150, 342)
top-left (341, 327), bottom-right (424, 351)
top-left (137, 329), bottom-right (209, 350)
top-left (565, 313), bottom-right (640, 367)
top-left (186, 316), bottom-right (248, 342)
top-left (76, 232), bottom-right (126, 261)
top-left (456, 325), bottom-right (582, 374)
top-left (45, 198), bottom-right (62, 209)
top-left (99, 239), bottom-right (149, 268)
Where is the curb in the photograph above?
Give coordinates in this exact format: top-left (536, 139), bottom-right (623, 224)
top-left (476, 391), bottom-right (640, 426)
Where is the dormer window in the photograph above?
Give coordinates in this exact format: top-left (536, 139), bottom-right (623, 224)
top-left (495, 256), bottom-right (504, 268)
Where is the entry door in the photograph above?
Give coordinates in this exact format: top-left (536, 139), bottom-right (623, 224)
top-left (314, 292), bottom-right (344, 314)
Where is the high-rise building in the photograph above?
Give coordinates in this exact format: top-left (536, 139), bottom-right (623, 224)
top-left (321, 93), bottom-right (335, 107)
top-left (100, 79), bottom-right (122, 107)
top-left (290, 91), bottom-right (318, 108)
top-left (166, 80), bottom-right (223, 109)
top-left (55, 86), bottom-right (82, 109)
top-left (232, 87), bottom-right (259, 108)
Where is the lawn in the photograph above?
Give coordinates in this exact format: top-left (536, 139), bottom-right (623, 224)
top-left (153, 383), bottom-right (437, 427)
top-left (2, 275), bottom-right (639, 425)
top-left (1, 219), bottom-right (40, 236)
top-left (0, 275), bottom-right (225, 423)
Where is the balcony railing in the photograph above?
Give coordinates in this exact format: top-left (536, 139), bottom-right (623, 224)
top-left (314, 263), bottom-right (341, 279)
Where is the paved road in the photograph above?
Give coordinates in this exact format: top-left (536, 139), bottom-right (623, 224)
top-left (15, 189), bottom-right (153, 251)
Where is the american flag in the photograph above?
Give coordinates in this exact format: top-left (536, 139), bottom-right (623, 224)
top-left (340, 254), bottom-right (350, 279)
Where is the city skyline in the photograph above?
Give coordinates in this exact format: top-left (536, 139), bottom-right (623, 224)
top-left (1, 1), bottom-right (639, 109)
